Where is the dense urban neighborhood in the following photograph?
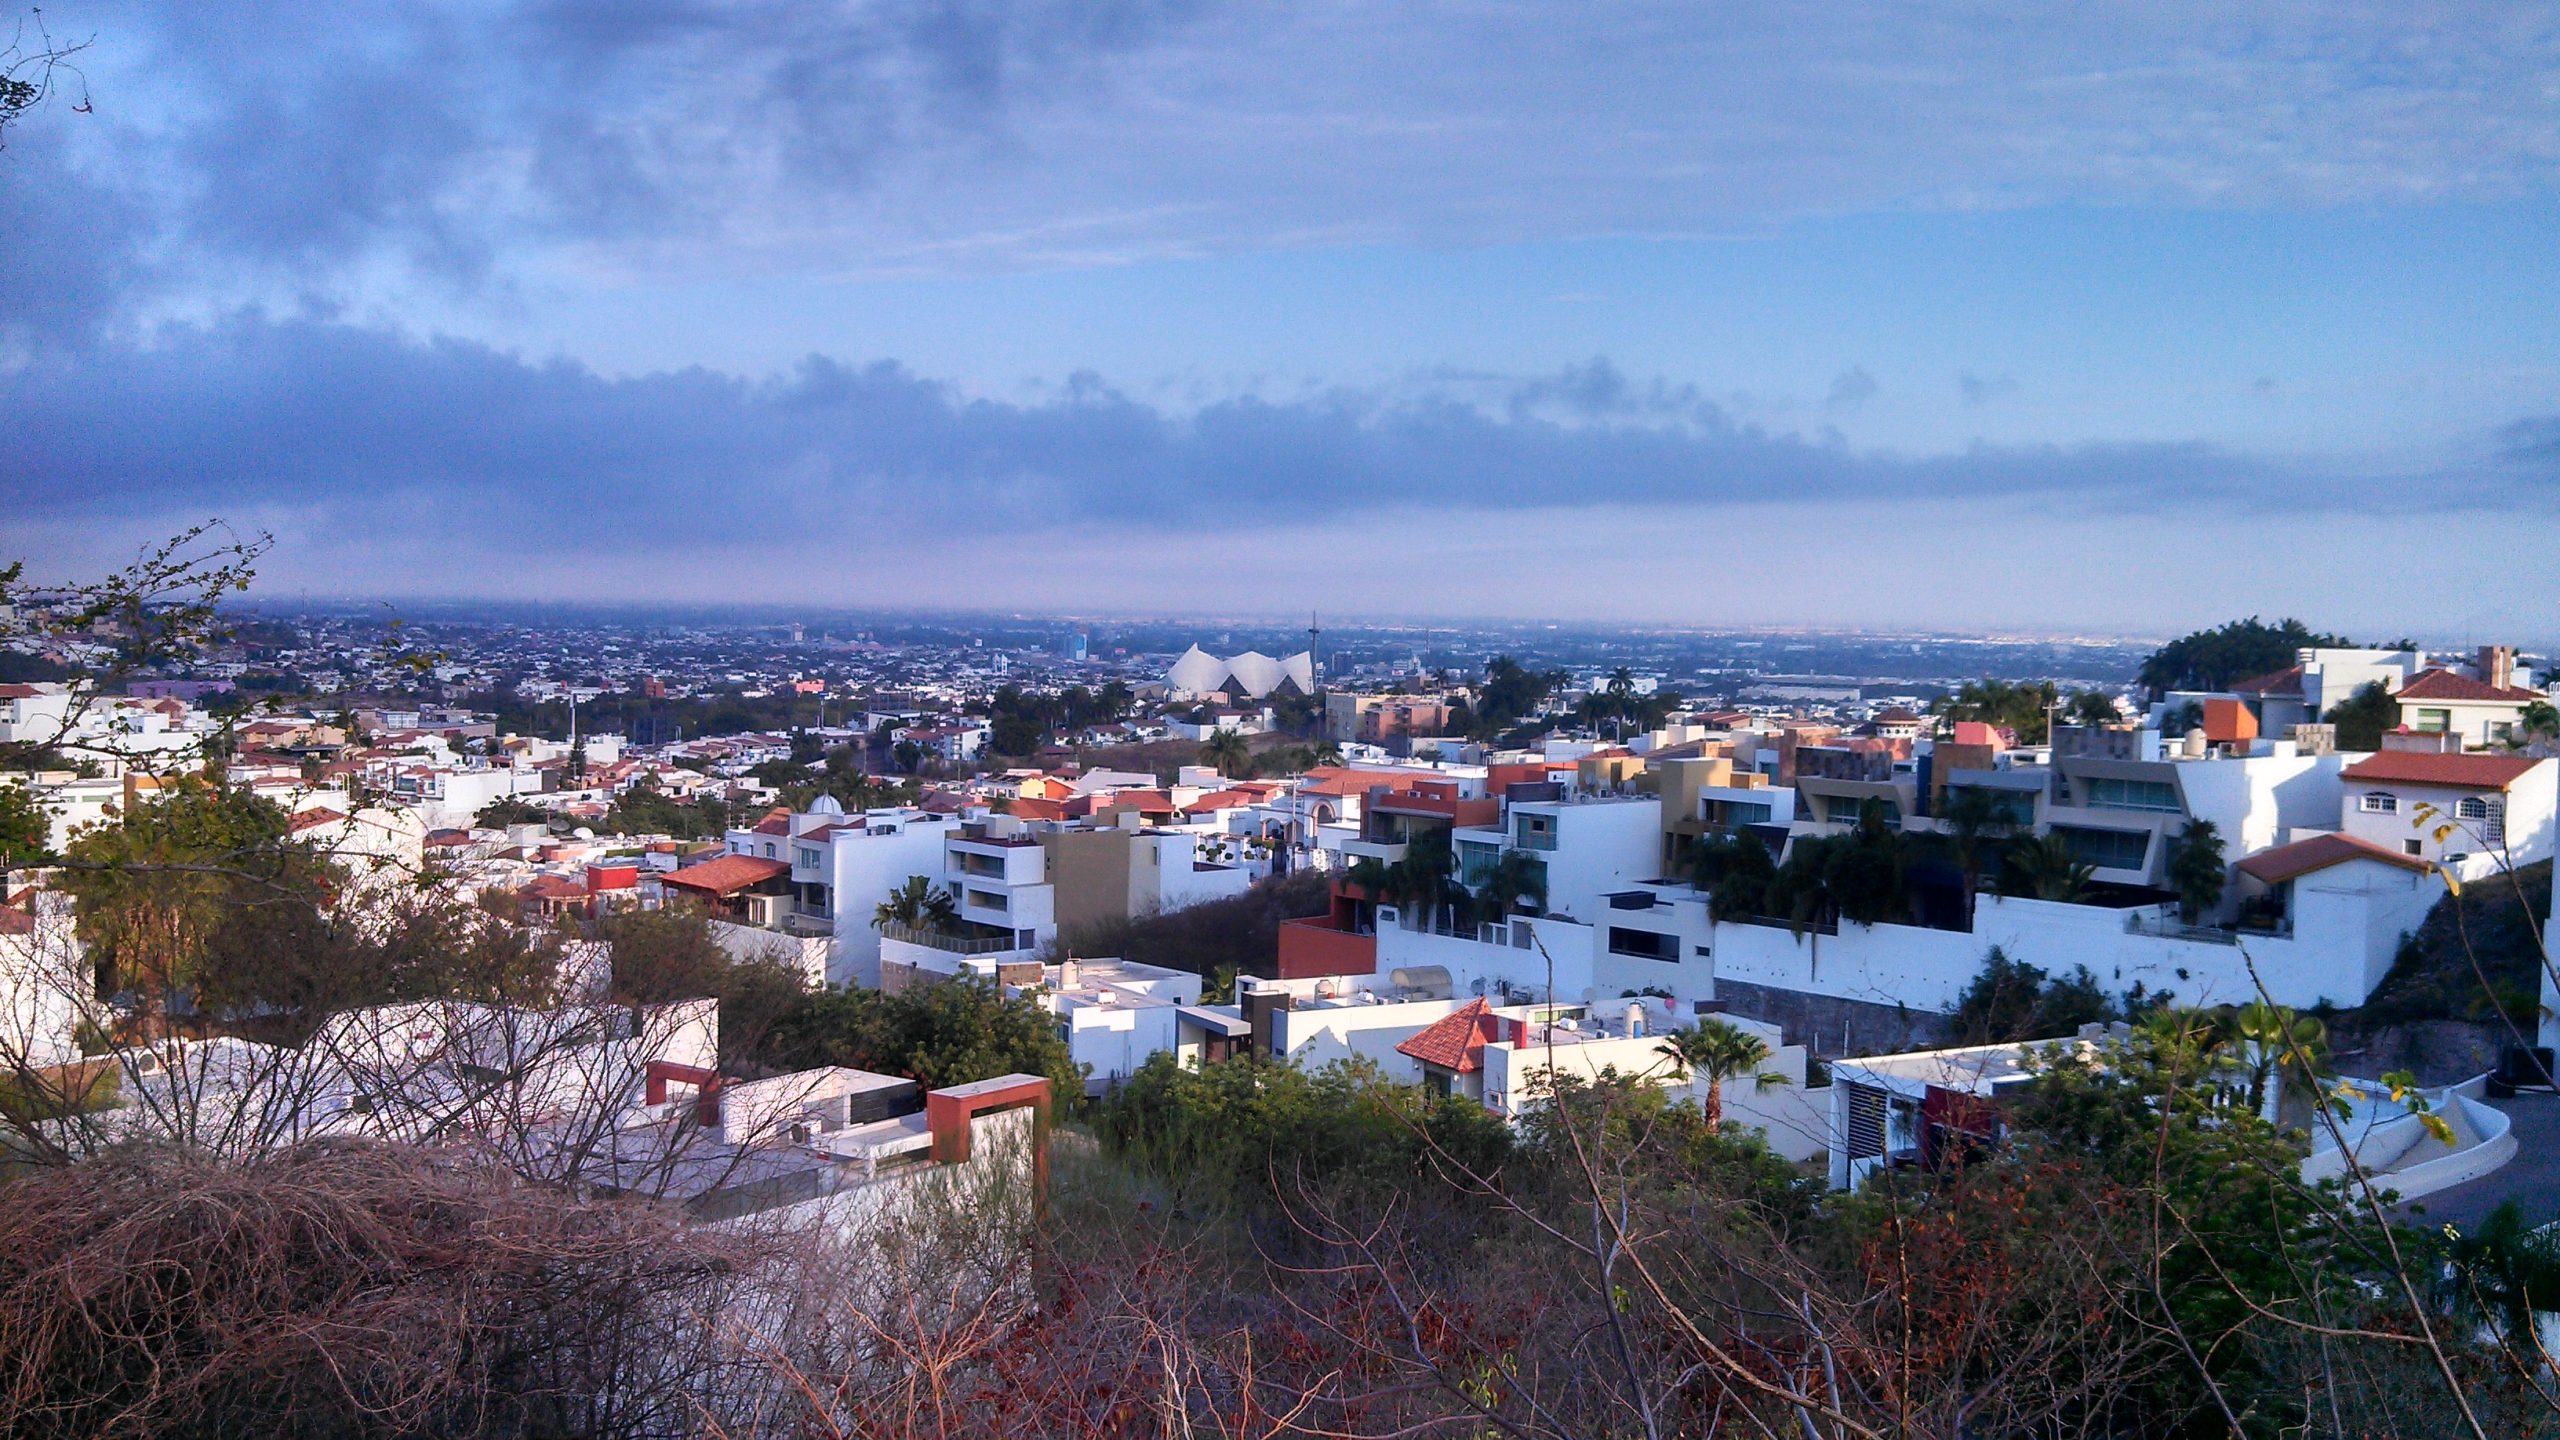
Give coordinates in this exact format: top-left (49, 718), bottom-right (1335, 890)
top-left (1, 536), bottom-right (2555, 1436)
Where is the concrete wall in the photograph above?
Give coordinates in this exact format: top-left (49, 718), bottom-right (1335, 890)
top-left (1269, 997), bottom-right (1459, 1085)
top-left (827, 818), bottom-right (959, 987)
top-left (1707, 876), bottom-right (2427, 1016)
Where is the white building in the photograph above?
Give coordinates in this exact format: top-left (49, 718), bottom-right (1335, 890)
top-left (2338, 751), bottom-right (2556, 877)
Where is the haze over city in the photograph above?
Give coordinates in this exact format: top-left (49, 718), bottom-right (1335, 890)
top-left (5, 2), bottom-right (2556, 632)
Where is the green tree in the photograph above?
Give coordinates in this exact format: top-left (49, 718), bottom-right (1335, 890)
top-left (2137, 616), bottom-right (2350, 697)
top-left (1950, 946), bottom-right (2114, 1044)
top-left (2062, 688), bottom-right (2122, 726)
top-left (58, 777), bottom-right (331, 1032)
top-left (873, 874), bottom-right (956, 934)
top-left (0, 781), bottom-right (50, 867)
top-left (2166, 818), bottom-right (2227, 924)
top-left (2221, 1000), bottom-right (2328, 1117)
top-left (1933, 677), bottom-right (2059, 744)
top-left (1200, 727), bottom-right (1251, 778)
top-left (2326, 678), bottom-right (2401, 750)
top-left (2520, 698), bottom-right (2559, 743)
top-left (1692, 832), bottom-right (1776, 921)
top-left (1472, 848), bottom-right (1547, 920)
top-left (1999, 832), bottom-right (2093, 902)
top-left (1653, 1018), bottom-right (1789, 1128)
top-left (764, 977), bottom-right (1082, 1101)
top-left (599, 907), bottom-right (806, 1072)
top-left (1935, 784), bottom-right (2020, 925)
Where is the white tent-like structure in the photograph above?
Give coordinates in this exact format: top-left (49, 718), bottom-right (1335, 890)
top-left (1165, 646), bottom-right (1315, 699)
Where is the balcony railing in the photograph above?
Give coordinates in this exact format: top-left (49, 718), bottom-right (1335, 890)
top-left (2123, 913), bottom-right (2243, 946)
top-left (878, 922), bottom-right (1024, 956)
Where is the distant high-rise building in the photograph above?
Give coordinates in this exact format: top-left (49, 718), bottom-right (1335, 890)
top-left (1063, 631), bottom-right (1090, 662)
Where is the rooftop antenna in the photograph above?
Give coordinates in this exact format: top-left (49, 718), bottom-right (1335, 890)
top-left (1307, 610), bottom-right (1323, 694)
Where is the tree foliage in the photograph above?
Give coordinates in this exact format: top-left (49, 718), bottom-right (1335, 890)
top-left (763, 976), bottom-right (1082, 1101)
top-left (2326, 678), bottom-right (2401, 751)
top-left (2137, 616), bottom-right (2350, 697)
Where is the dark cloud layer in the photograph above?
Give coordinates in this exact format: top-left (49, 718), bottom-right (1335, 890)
top-left (2, 316), bottom-right (2445, 549)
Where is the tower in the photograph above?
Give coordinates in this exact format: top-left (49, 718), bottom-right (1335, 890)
top-left (1307, 611), bottom-right (1323, 693)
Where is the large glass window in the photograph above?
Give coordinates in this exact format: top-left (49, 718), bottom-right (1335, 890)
top-left (2410, 708), bottom-right (2451, 732)
top-left (2054, 825), bottom-right (2149, 870)
top-left (1607, 927), bottom-right (1677, 961)
top-left (2081, 777), bottom-right (2180, 813)
top-left (1948, 786), bottom-right (2035, 825)
top-left (1516, 813), bottom-right (1559, 851)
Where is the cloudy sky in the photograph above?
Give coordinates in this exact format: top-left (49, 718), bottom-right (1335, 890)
top-left (4, 1), bottom-right (2557, 634)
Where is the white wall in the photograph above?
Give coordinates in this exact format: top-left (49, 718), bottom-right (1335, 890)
top-left (1269, 997), bottom-right (1459, 1084)
top-left (827, 817), bottom-right (960, 987)
top-left (1708, 874), bottom-right (2432, 1015)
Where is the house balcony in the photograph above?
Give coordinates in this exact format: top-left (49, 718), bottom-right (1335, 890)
top-left (1340, 837), bottom-right (1409, 865)
top-left (1277, 916), bottom-right (1378, 980)
top-left (879, 922), bottom-right (1027, 957)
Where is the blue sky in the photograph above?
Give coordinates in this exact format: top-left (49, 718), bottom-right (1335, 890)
top-left (5, 1), bottom-right (2557, 634)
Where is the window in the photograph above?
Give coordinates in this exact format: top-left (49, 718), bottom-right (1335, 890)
top-left (795, 847), bottom-right (822, 868)
top-left (1516, 813), bottom-right (1559, 851)
top-left (2411, 708), bottom-right (2451, 733)
top-left (2359, 792), bottom-right (2398, 815)
top-left (1829, 795), bottom-right (1899, 826)
top-left (2403, 839), bottom-right (2423, 857)
top-left (2082, 777), bottom-right (2179, 813)
top-left (2456, 795), bottom-right (2507, 845)
top-left (1948, 786), bottom-right (2035, 825)
top-left (763, 843), bottom-right (777, 858)
top-left (2053, 825), bottom-right (2149, 871)
top-left (1607, 927), bottom-right (1678, 961)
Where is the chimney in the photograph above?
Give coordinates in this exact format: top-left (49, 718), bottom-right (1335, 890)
top-left (2478, 645), bottom-right (2515, 690)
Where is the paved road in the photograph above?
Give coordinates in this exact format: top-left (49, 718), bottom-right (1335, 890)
top-left (2395, 1091), bottom-right (2560, 1232)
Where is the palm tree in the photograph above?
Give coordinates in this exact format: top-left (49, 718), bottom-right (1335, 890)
top-left (2447, 1201), bottom-right (2560, 1347)
top-left (874, 873), bottom-right (956, 935)
top-left (2000, 833), bottom-right (2092, 902)
top-left (1201, 728), bottom-right (1251, 778)
top-left (1473, 849), bottom-right (1548, 923)
top-left (1656, 1018), bottom-right (1790, 1128)
top-left (1388, 825), bottom-right (1465, 931)
top-left (2225, 1002), bottom-right (2328, 1119)
top-left (1309, 739), bottom-right (1344, 768)
top-left (2167, 819), bottom-right (2227, 925)
top-left (1936, 785), bottom-right (2019, 926)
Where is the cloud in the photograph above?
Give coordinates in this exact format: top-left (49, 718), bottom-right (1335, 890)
top-left (2498, 417), bottom-right (2560, 470)
top-left (1826, 367), bottom-right (1879, 412)
top-left (8, 313), bottom-right (2520, 565)
top-left (14, 0), bottom-right (2557, 325)
top-left (1958, 371), bottom-right (2018, 406)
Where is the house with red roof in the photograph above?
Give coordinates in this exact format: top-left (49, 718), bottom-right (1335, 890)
top-left (2389, 667), bottom-right (2546, 751)
top-left (2338, 750), bottom-right (2555, 874)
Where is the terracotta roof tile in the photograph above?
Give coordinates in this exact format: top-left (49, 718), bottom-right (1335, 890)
top-left (2235, 832), bottom-right (2432, 884)
top-left (2395, 668), bottom-right (2541, 703)
top-left (1396, 997), bottom-right (1502, 1074)
top-left (2340, 752), bottom-right (2543, 791)
top-left (659, 854), bottom-right (790, 895)
top-left (2230, 665), bottom-right (2306, 698)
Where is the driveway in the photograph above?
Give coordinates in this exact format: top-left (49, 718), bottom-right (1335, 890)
top-left (2395, 1091), bottom-right (2560, 1232)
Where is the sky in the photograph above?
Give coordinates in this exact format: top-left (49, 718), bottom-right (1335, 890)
top-left (3, 1), bottom-right (2557, 637)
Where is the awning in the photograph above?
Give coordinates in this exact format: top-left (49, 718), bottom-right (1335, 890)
top-left (1176, 1005), bottom-right (1255, 1038)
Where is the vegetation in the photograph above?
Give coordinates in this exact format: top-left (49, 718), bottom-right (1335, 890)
top-left (472, 794), bottom-right (555, 830)
top-left (1461, 653), bottom-right (1567, 738)
top-left (596, 907), bottom-right (806, 1073)
top-left (873, 873), bottom-right (957, 934)
top-left (2137, 615), bottom-right (2351, 697)
top-left (1053, 868), bottom-right (1328, 982)
top-left (2327, 677), bottom-right (2401, 750)
top-left (2000, 830), bottom-right (2095, 901)
top-left (762, 976), bottom-right (1082, 1101)
top-left (1653, 1017), bottom-right (1789, 1127)
top-left (2165, 818), bottom-right (2227, 924)
top-left (1949, 945), bottom-right (2118, 1043)
top-left (1933, 676), bottom-right (2059, 743)
top-left (1199, 726), bottom-right (1250, 777)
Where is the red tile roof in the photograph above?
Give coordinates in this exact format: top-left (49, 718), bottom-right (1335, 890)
top-left (1008, 798), bottom-right (1070, 822)
top-left (288, 808), bottom-right (349, 833)
top-left (1396, 997), bottom-right (1503, 1074)
top-left (2235, 832), bottom-right (2432, 885)
top-left (659, 854), bottom-right (790, 895)
top-left (525, 874), bottom-right (591, 901)
top-left (2230, 665), bottom-right (2306, 698)
top-left (1183, 789), bottom-right (1260, 814)
top-left (2340, 752), bottom-right (2543, 791)
top-left (750, 807), bottom-right (794, 836)
top-left (2394, 668), bottom-right (2541, 704)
